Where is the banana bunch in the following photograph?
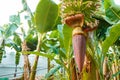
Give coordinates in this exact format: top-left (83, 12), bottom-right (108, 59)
top-left (60, 0), bottom-right (100, 28)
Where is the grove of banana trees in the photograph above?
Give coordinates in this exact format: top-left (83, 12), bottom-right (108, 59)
top-left (0, 0), bottom-right (120, 80)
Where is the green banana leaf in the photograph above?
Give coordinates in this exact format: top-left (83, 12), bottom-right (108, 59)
top-left (102, 22), bottom-right (120, 53)
top-left (104, 0), bottom-right (120, 24)
top-left (45, 65), bottom-right (61, 78)
top-left (35, 0), bottom-right (59, 33)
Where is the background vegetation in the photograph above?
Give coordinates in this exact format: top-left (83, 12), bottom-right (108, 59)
top-left (0, 0), bottom-right (120, 80)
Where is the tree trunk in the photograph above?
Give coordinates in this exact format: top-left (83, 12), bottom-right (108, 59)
top-left (22, 41), bottom-right (30, 80)
top-left (23, 54), bottom-right (31, 80)
top-left (96, 70), bottom-right (100, 80)
top-left (114, 53), bottom-right (119, 80)
top-left (103, 57), bottom-right (109, 80)
top-left (112, 63), bottom-right (117, 80)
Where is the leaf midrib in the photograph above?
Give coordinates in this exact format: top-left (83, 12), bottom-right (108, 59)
top-left (42, 0), bottom-right (51, 32)
top-left (110, 7), bottom-right (120, 19)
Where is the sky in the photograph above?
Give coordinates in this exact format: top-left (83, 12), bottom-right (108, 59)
top-left (0, 0), bottom-right (60, 26)
top-left (0, 0), bottom-right (120, 26)
top-left (0, 0), bottom-right (22, 25)
top-left (114, 0), bottom-right (120, 5)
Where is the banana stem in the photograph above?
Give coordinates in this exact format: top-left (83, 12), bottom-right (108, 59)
top-left (29, 33), bottom-right (43, 80)
top-left (70, 58), bottom-right (78, 80)
top-left (103, 57), bottom-right (110, 80)
top-left (22, 40), bottom-right (31, 80)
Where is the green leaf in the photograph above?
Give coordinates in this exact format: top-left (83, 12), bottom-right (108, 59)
top-left (96, 18), bottom-right (111, 41)
top-left (35, 0), bottom-right (59, 33)
top-left (57, 24), bottom-right (72, 58)
top-left (24, 51), bottom-right (66, 67)
top-left (52, 17), bottom-right (62, 30)
top-left (0, 27), bottom-right (4, 32)
top-left (59, 48), bottom-right (67, 59)
top-left (45, 65), bottom-right (61, 78)
top-left (54, 58), bottom-right (65, 67)
top-left (102, 22), bottom-right (120, 53)
top-left (63, 24), bottom-right (73, 54)
top-left (13, 33), bottom-right (22, 46)
top-left (57, 25), bottom-right (64, 48)
top-left (5, 24), bottom-right (18, 38)
top-left (25, 33), bottom-right (38, 51)
top-left (49, 30), bottom-right (58, 38)
top-left (114, 37), bottom-right (120, 46)
top-left (21, 0), bottom-right (34, 23)
top-left (22, 0), bottom-right (27, 11)
top-left (104, 0), bottom-right (120, 24)
top-left (5, 38), bottom-right (21, 51)
top-left (112, 71), bottom-right (120, 78)
top-left (10, 43), bottom-right (21, 52)
top-left (9, 15), bottom-right (20, 25)
top-left (24, 51), bottom-right (55, 60)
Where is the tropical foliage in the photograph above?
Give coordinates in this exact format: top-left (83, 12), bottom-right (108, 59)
top-left (0, 0), bottom-right (120, 80)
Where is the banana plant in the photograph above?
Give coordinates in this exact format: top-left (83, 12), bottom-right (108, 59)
top-left (94, 0), bottom-right (120, 79)
top-left (1, 0), bottom-right (120, 80)
top-left (4, 0), bottom-right (59, 79)
top-left (29, 0), bottom-right (59, 80)
top-left (0, 22), bottom-right (20, 63)
top-left (0, 27), bottom-right (4, 63)
top-left (60, 0), bottom-right (100, 79)
top-left (0, 17), bottom-right (22, 77)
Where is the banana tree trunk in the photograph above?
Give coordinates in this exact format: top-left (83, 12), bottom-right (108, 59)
top-left (96, 70), bottom-right (100, 80)
top-left (103, 57), bottom-right (110, 80)
top-left (30, 55), bottom-right (39, 80)
top-left (113, 52), bottom-right (119, 80)
top-left (23, 54), bottom-right (30, 80)
top-left (29, 33), bottom-right (43, 80)
top-left (112, 63), bottom-right (117, 80)
top-left (70, 58), bottom-right (78, 80)
top-left (22, 41), bottom-right (31, 80)
top-left (81, 54), bottom-right (97, 80)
